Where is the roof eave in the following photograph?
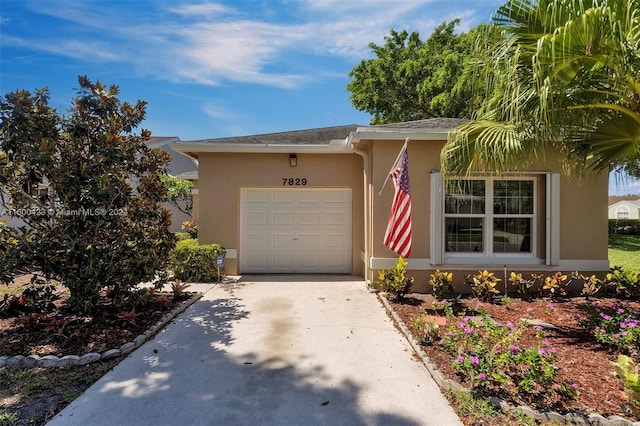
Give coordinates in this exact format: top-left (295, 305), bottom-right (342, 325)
top-left (147, 137), bottom-right (181, 148)
top-left (170, 141), bottom-right (352, 158)
top-left (348, 127), bottom-right (452, 145)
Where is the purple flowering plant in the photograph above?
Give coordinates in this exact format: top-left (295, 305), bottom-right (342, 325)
top-left (579, 302), bottom-right (640, 356)
top-left (441, 311), bottom-right (578, 406)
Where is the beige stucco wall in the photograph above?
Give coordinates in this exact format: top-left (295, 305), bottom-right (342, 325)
top-left (363, 138), bottom-right (609, 293)
top-left (192, 179), bottom-right (199, 222)
top-left (558, 173), bottom-right (608, 260)
top-left (369, 140), bottom-right (442, 261)
top-left (198, 152), bottom-right (364, 275)
top-left (192, 137), bottom-right (608, 290)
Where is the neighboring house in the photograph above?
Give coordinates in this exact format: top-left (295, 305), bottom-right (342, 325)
top-left (171, 119), bottom-right (609, 292)
top-left (1, 136), bottom-right (196, 232)
top-left (607, 197), bottom-right (640, 219)
top-left (146, 137), bottom-right (198, 232)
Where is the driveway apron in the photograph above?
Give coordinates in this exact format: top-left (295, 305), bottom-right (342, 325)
top-left (48, 276), bottom-right (462, 426)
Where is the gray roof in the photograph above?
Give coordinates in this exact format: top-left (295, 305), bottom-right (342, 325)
top-left (367, 118), bottom-right (468, 129)
top-left (186, 124), bottom-right (360, 145)
top-left (174, 170), bottom-right (198, 181)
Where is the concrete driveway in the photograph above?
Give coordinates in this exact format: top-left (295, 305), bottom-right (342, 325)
top-left (48, 276), bottom-right (462, 426)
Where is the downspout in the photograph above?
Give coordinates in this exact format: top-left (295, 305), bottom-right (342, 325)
top-left (351, 145), bottom-right (371, 283)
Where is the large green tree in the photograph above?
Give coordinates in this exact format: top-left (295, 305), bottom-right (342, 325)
top-left (347, 21), bottom-right (486, 124)
top-left (442, 0), bottom-right (640, 176)
top-left (159, 174), bottom-right (193, 217)
top-left (0, 76), bottom-right (176, 312)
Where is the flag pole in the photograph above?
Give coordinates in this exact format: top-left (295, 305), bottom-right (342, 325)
top-left (378, 137), bottom-right (409, 196)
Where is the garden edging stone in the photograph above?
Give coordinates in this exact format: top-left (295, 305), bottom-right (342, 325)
top-left (0, 292), bottom-right (202, 368)
top-left (377, 294), bottom-right (640, 426)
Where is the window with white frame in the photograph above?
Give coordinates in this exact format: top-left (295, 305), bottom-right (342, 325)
top-left (616, 206), bottom-right (630, 219)
top-left (444, 178), bottom-right (534, 256)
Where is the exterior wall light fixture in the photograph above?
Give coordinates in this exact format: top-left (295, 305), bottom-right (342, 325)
top-left (289, 153), bottom-right (297, 167)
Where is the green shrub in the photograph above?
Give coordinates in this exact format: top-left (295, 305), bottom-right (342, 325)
top-left (507, 272), bottom-right (539, 300)
top-left (609, 219), bottom-right (640, 235)
top-left (579, 301), bottom-right (640, 356)
top-left (0, 276), bottom-right (60, 318)
top-left (605, 266), bottom-right (640, 298)
top-left (410, 314), bottom-right (440, 344)
top-left (170, 239), bottom-right (225, 282)
top-left (466, 270), bottom-right (500, 302)
top-left (611, 355), bottom-right (640, 416)
top-left (428, 270), bottom-right (454, 300)
top-left (440, 311), bottom-right (578, 407)
top-left (374, 256), bottom-right (414, 299)
top-left (174, 232), bottom-right (191, 242)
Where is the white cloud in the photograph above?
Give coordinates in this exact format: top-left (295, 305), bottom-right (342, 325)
top-left (166, 3), bottom-right (233, 17)
top-left (2, 35), bottom-right (121, 62)
top-left (201, 102), bottom-right (243, 120)
top-left (164, 20), bottom-right (309, 88)
top-left (610, 174), bottom-right (640, 195)
top-left (8, 0), bottom-right (501, 88)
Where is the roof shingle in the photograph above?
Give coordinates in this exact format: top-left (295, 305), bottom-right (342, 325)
top-left (186, 125), bottom-right (360, 145)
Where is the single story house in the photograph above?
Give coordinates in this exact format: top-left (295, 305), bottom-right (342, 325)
top-left (146, 137), bottom-right (198, 232)
top-left (171, 118), bottom-right (609, 291)
top-left (608, 197), bottom-right (640, 219)
top-left (1, 136), bottom-right (197, 232)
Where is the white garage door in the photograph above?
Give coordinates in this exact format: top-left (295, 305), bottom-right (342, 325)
top-left (240, 188), bottom-right (352, 273)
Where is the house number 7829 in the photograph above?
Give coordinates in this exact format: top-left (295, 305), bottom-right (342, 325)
top-left (282, 178), bottom-right (308, 186)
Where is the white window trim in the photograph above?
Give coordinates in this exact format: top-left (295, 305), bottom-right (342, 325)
top-left (444, 176), bottom-right (537, 262)
top-left (616, 205), bottom-right (630, 219)
top-left (431, 172), bottom-right (560, 267)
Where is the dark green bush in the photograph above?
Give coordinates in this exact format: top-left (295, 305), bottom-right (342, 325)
top-left (170, 239), bottom-right (226, 282)
top-left (0, 276), bottom-right (60, 318)
top-left (609, 219), bottom-right (640, 235)
top-left (1, 78), bottom-right (176, 313)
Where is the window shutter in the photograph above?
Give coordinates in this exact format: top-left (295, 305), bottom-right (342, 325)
top-left (430, 172), bottom-right (443, 265)
top-left (546, 173), bottom-right (560, 266)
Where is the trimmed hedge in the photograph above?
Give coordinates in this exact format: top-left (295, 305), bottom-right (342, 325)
top-left (609, 219), bottom-right (640, 235)
top-left (169, 239), bottom-right (226, 282)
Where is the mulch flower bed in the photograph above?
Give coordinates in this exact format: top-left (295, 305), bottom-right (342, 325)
top-left (388, 293), bottom-right (639, 420)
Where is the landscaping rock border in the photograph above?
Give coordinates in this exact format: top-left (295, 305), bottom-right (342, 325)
top-left (0, 292), bottom-right (203, 368)
top-left (378, 294), bottom-right (640, 426)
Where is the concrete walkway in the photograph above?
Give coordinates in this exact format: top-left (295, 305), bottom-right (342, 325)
top-left (48, 276), bottom-right (462, 426)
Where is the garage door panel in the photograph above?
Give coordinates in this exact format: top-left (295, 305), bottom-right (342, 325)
top-left (325, 233), bottom-right (348, 248)
top-left (273, 190), bottom-right (294, 203)
top-left (298, 233), bottom-right (321, 247)
top-left (246, 211), bottom-right (268, 226)
top-left (324, 191), bottom-right (350, 204)
top-left (324, 253), bottom-right (350, 268)
top-left (273, 233), bottom-right (295, 248)
top-left (272, 211), bottom-right (294, 225)
top-left (298, 254), bottom-right (321, 268)
top-left (325, 211), bottom-right (348, 226)
top-left (298, 211), bottom-right (322, 225)
top-left (272, 255), bottom-right (295, 269)
top-left (245, 189), bottom-right (269, 203)
top-left (240, 188), bottom-right (351, 273)
top-left (246, 254), bottom-right (268, 269)
top-left (298, 190), bottom-right (322, 203)
top-left (246, 233), bottom-right (268, 248)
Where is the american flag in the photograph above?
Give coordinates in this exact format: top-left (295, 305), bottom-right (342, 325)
top-left (383, 146), bottom-right (412, 257)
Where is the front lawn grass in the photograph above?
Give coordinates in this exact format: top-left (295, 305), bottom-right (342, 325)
top-left (609, 233), bottom-right (640, 271)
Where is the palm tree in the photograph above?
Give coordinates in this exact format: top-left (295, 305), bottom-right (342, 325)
top-left (442, 0), bottom-right (640, 177)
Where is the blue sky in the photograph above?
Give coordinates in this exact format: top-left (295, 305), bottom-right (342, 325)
top-left (1, 0), bottom-right (637, 195)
